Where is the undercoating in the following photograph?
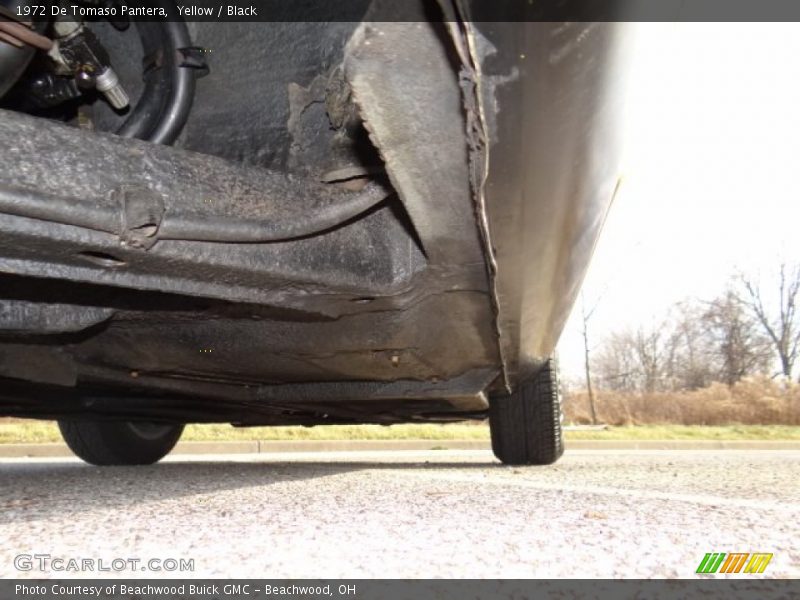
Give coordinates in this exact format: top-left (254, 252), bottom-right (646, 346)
top-left (0, 6), bottom-right (504, 424)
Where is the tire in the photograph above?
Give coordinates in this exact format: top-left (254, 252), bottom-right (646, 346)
top-left (489, 358), bottom-right (564, 465)
top-left (58, 420), bottom-right (184, 466)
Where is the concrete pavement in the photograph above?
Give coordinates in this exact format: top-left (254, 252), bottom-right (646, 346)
top-left (1, 448), bottom-right (798, 578)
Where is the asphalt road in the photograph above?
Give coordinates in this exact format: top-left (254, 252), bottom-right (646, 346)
top-left (1, 449), bottom-right (798, 578)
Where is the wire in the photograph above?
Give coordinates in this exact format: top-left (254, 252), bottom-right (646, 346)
top-left (0, 19), bottom-right (52, 51)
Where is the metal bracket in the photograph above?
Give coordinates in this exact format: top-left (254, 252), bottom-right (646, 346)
top-left (177, 46), bottom-right (210, 78)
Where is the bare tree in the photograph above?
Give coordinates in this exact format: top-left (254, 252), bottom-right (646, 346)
top-left (669, 301), bottom-right (717, 389)
top-left (594, 330), bottom-right (639, 391)
top-left (593, 295), bottom-right (773, 393)
top-left (739, 263), bottom-right (800, 381)
top-left (633, 324), bottom-right (674, 393)
top-left (592, 280), bottom-right (781, 394)
top-left (594, 321), bottom-right (675, 393)
top-left (703, 289), bottom-right (772, 385)
top-left (580, 293), bottom-right (599, 424)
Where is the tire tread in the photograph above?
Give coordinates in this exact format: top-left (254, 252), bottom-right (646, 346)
top-left (489, 358), bottom-right (564, 465)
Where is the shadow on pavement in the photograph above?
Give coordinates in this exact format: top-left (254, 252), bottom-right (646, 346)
top-left (0, 457), bottom-right (502, 525)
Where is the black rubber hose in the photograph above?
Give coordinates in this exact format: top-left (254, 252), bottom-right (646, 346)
top-left (114, 22), bottom-right (172, 140)
top-left (146, 20), bottom-right (194, 145)
top-left (115, 9), bottom-right (194, 144)
top-left (0, 182), bottom-right (392, 244)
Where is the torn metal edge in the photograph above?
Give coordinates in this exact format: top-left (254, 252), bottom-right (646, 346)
top-left (443, 1), bottom-right (511, 394)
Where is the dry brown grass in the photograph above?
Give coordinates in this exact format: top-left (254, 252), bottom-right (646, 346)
top-left (3, 418), bottom-right (800, 442)
top-left (565, 377), bottom-right (800, 426)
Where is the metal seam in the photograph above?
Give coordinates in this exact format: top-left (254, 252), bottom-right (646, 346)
top-left (447, 3), bottom-right (511, 394)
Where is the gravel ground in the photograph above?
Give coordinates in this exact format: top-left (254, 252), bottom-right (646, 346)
top-left (0, 449), bottom-right (798, 578)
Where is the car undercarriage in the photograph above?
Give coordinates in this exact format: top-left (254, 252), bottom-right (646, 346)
top-left (0, 0), bottom-right (630, 464)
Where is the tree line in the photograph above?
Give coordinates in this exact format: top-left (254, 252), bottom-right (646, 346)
top-left (584, 262), bottom-right (800, 399)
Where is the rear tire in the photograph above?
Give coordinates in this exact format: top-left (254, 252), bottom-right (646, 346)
top-left (58, 420), bottom-right (184, 466)
top-left (489, 358), bottom-right (564, 465)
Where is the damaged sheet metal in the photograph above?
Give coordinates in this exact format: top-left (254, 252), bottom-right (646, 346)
top-left (442, 1), bottom-right (511, 392)
top-left (462, 15), bottom-right (633, 386)
top-left (343, 1), bottom-right (488, 268)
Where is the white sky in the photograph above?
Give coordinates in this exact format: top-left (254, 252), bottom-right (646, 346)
top-left (558, 23), bottom-right (800, 380)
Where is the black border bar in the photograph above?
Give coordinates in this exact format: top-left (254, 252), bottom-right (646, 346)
top-left (11, 0), bottom-right (800, 22)
top-left (4, 579), bottom-right (800, 600)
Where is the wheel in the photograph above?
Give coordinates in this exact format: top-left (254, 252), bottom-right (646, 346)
top-left (489, 358), bottom-right (564, 465)
top-left (57, 420), bottom-right (184, 466)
